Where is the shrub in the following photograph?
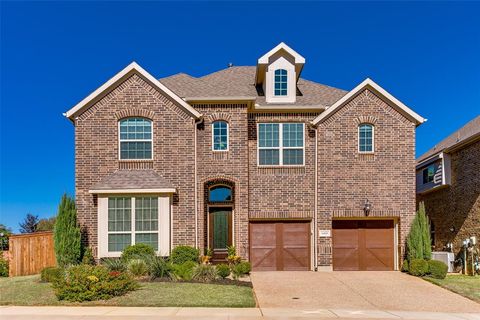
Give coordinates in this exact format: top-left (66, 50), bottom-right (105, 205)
top-left (192, 264), bottom-right (217, 282)
top-left (409, 259), bottom-right (429, 276)
top-left (227, 245), bottom-right (236, 256)
top-left (145, 256), bottom-right (170, 280)
top-left (428, 260), bottom-right (448, 279)
top-left (406, 202), bottom-right (431, 262)
top-left (231, 261), bottom-right (251, 280)
top-left (54, 194), bottom-right (81, 267)
top-left (0, 252), bottom-right (8, 277)
top-left (170, 261), bottom-right (197, 281)
top-left (216, 263), bottom-right (230, 279)
top-left (102, 258), bottom-right (126, 272)
top-left (121, 243), bottom-right (155, 262)
top-left (401, 260), bottom-right (409, 273)
top-left (82, 247), bottom-right (95, 265)
top-left (127, 259), bottom-right (148, 277)
top-left (41, 267), bottom-right (64, 283)
top-left (53, 264), bottom-right (137, 302)
top-left (170, 246), bottom-right (199, 265)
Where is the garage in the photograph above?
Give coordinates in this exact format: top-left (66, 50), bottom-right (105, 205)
top-left (332, 220), bottom-right (395, 271)
top-left (249, 221), bottom-right (310, 271)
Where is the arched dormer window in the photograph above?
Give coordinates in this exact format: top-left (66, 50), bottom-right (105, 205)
top-left (274, 69), bottom-right (288, 96)
top-left (358, 123), bottom-right (374, 153)
top-left (119, 117), bottom-right (153, 159)
top-left (209, 185), bottom-right (232, 202)
top-left (212, 121), bottom-right (229, 151)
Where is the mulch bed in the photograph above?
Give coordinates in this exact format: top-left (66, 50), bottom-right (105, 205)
top-left (145, 277), bottom-right (253, 287)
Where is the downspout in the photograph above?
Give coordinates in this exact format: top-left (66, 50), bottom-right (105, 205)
top-left (194, 118), bottom-right (203, 249)
top-left (314, 125), bottom-right (318, 271)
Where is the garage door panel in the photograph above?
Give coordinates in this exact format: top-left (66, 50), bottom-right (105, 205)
top-left (333, 248), bottom-right (359, 271)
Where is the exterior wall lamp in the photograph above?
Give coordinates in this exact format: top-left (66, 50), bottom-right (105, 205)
top-left (364, 199), bottom-right (371, 216)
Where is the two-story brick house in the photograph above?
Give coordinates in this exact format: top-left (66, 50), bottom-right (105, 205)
top-left (416, 115), bottom-right (480, 254)
top-left (65, 43), bottom-right (425, 271)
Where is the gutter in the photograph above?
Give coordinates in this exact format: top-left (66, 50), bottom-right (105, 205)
top-left (314, 126), bottom-right (318, 271)
top-left (194, 117), bottom-right (204, 249)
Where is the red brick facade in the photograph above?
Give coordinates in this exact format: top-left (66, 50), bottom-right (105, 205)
top-left (73, 73), bottom-right (418, 268)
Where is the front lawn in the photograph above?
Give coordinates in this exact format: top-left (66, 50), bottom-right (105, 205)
top-left (425, 275), bottom-right (480, 303)
top-left (0, 275), bottom-right (256, 307)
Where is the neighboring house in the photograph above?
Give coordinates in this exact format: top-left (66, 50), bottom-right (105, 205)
top-left (65, 43), bottom-right (425, 271)
top-left (416, 115), bottom-right (480, 254)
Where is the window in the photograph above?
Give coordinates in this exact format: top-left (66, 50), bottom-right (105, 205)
top-left (119, 118), bottom-right (152, 160)
top-left (274, 69), bottom-right (288, 96)
top-left (212, 121), bottom-right (229, 151)
top-left (258, 123), bottom-right (304, 166)
top-left (108, 197), bottom-right (159, 252)
top-left (422, 164), bottom-right (435, 184)
top-left (358, 124), bottom-right (374, 152)
top-left (209, 186), bottom-right (232, 202)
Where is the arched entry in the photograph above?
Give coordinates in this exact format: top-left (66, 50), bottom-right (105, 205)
top-left (205, 182), bottom-right (234, 263)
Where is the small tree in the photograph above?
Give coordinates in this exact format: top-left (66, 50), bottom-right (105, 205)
top-left (19, 213), bottom-right (39, 233)
top-left (406, 201), bottom-right (431, 262)
top-left (54, 194), bottom-right (81, 267)
top-left (37, 216), bottom-right (56, 231)
top-left (0, 224), bottom-right (12, 251)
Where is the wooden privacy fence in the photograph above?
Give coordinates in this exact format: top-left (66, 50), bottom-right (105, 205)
top-left (9, 231), bottom-right (56, 277)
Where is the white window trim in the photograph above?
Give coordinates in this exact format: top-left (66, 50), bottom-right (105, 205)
top-left (257, 122), bottom-right (305, 167)
top-left (358, 123), bottom-right (375, 153)
top-left (211, 121), bottom-right (229, 152)
top-left (118, 118), bottom-right (154, 161)
top-left (98, 195), bottom-right (171, 258)
top-left (422, 164), bottom-right (435, 185)
top-left (274, 69), bottom-right (288, 97)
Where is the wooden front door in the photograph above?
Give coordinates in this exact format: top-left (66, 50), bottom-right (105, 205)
top-left (332, 220), bottom-right (394, 271)
top-left (249, 221), bottom-right (310, 271)
top-left (209, 208), bottom-right (232, 262)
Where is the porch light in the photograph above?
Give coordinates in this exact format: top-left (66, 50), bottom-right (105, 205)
top-left (363, 199), bottom-right (371, 216)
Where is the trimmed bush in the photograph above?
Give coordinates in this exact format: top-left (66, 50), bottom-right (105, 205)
top-left (409, 259), bottom-right (429, 276)
top-left (41, 267), bottom-right (64, 283)
top-left (406, 202), bottom-right (432, 262)
top-left (54, 194), bottom-right (82, 267)
top-left (53, 264), bottom-right (137, 302)
top-left (192, 264), bottom-right (217, 282)
top-left (216, 263), bottom-right (230, 279)
top-left (82, 247), bottom-right (95, 265)
top-left (121, 243), bottom-right (155, 262)
top-left (146, 256), bottom-right (170, 280)
top-left (0, 252), bottom-right (8, 277)
top-left (102, 258), bottom-right (126, 272)
top-left (127, 259), bottom-right (148, 277)
top-left (231, 261), bottom-right (251, 280)
top-left (428, 260), bottom-right (448, 279)
top-left (170, 261), bottom-right (197, 281)
top-left (401, 260), bottom-right (409, 273)
top-left (170, 246), bottom-right (199, 265)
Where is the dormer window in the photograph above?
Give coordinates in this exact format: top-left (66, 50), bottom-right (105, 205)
top-left (274, 69), bottom-right (288, 96)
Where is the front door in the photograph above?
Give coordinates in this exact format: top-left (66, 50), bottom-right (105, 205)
top-left (209, 208), bottom-right (232, 263)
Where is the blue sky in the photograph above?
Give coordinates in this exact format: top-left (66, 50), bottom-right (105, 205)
top-left (1, 2), bottom-right (479, 232)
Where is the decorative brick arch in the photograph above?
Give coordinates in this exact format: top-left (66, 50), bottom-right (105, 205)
top-left (114, 108), bottom-right (155, 120)
top-left (355, 115), bottom-right (378, 125)
top-left (205, 112), bottom-right (232, 123)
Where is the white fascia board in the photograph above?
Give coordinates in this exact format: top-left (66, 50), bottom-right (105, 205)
top-left (416, 152), bottom-right (443, 169)
top-left (89, 188), bottom-right (177, 194)
top-left (311, 78), bottom-right (426, 126)
top-left (184, 96), bottom-right (257, 102)
top-left (254, 104), bottom-right (326, 111)
top-left (258, 42), bottom-right (306, 64)
top-left (64, 62), bottom-right (201, 120)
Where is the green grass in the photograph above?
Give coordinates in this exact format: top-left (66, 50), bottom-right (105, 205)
top-left (0, 275), bottom-right (256, 307)
top-left (425, 275), bottom-right (480, 303)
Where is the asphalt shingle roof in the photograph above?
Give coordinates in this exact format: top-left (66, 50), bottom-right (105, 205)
top-left (417, 115), bottom-right (480, 163)
top-left (90, 170), bottom-right (175, 190)
top-left (159, 66), bottom-right (347, 107)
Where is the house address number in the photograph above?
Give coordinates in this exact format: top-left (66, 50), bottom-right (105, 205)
top-left (319, 230), bottom-right (331, 237)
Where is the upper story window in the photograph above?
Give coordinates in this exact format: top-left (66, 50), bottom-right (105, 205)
top-left (209, 185), bottom-right (232, 202)
top-left (119, 118), bottom-right (152, 160)
top-left (358, 123), bottom-right (374, 153)
top-left (258, 123), bottom-right (304, 166)
top-left (274, 69), bottom-right (288, 96)
top-left (212, 121), bottom-right (229, 151)
top-left (422, 164), bottom-right (435, 184)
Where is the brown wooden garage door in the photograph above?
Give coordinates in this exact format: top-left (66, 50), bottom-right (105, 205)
top-left (250, 221), bottom-right (310, 271)
top-left (332, 220), bottom-right (394, 271)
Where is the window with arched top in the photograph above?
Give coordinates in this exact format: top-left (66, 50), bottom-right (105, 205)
top-left (119, 117), bottom-right (153, 159)
top-left (358, 123), bottom-right (374, 153)
top-left (212, 121), bottom-right (229, 151)
top-left (209, 185), bottom-right (232, 202)
top-left (274, 69), bottom-right (288, 96)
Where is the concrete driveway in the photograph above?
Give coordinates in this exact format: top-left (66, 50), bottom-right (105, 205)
top-left (251, 271), bottom-right (480, 313)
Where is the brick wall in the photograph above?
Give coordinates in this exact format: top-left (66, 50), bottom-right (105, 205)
top-left (417, 141), bottom-right (480, 254)
top-left (316, 89), bottom-right (416, 267)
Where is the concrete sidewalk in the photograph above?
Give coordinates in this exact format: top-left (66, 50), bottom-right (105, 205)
top-left (1, 306), bottom-right (479, 320)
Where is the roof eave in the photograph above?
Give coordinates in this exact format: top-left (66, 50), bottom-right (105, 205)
top-left (89, 188), bottom-right (177, 194)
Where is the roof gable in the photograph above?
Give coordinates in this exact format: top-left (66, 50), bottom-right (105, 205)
top-left (64, 62), bottom-right (201, 120)
top-left (311, 78), bottom-right (426, 126)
